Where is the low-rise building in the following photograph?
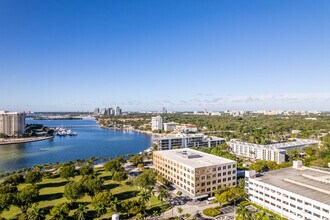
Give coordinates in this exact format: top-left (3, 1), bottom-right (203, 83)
top-left (245, 161), bottom-right (330, 220)
top-left (157, 133), bottom-right (225, 150)
top-left (176, 124), bottom-right (198, 133)
top-left (228, 139), bottom-right (319, 164)
top-left (0, 111), bottom-right (25, 136)
top-left (153, 148), bottom-right (237, 199)
top-left (163, 122), bottom-right (177, 132)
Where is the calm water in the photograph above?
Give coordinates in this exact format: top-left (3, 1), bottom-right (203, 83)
top-left (0, 119), bottom-right (151, 173)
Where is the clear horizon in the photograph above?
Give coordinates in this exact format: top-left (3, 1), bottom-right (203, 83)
top-left (1, 0), bottom-right (330, 112)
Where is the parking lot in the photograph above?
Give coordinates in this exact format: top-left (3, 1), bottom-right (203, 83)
top-left (219, 206), bottom-right (235, 215)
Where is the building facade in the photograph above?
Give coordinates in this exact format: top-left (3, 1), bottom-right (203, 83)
top-left (163, 122), bottom-right (177, 132)
top-left (228, 139), bottom-right (319, 164)
top-left (245, 161), bottom-right (330, 220)
top-left (115, 107), bottom-right (122, 116)
top-left (176, 124), bottom-right (198, 133)
top-left (151, 116), bottom-right (163, 131)
top-left (157, 134), bottom-right (225, 150)
top-left (153, 148), bottom-right (237, 198)
top-left (0, 111), bottom-right (25, 136)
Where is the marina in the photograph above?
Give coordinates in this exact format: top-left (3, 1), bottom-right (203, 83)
top-left (0, 119), bottom-right (152, 173)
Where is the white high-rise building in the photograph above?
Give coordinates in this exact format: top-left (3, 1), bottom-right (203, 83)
top-left (0, 111), bottom-right (26, 136)
top-left (151, 116), bottom-right (163, 131)
top-left (115, 107), bottom-right (122, 116)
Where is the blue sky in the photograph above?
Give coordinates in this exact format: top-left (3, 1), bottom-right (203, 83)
top-left (0, 0), bottom-right (329, 111)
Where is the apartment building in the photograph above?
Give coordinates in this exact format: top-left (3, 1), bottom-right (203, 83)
top-left (151, 116), bottom-right (163, 131)
top-left (0, 111), bottom-right (25, 136)
top-left (228, 139), bottom-right (319, 164)
top-left (245, 161), bottom-right (330, 220)
top-left (153, 148), bottom-right (237, 199)
top-left (157, 133), bottom-right (225, 150)
top-left (163, 122), bottom-right (177, 132)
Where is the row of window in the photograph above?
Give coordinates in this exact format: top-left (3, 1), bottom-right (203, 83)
top-left (249, 188), bottom-right (330, 218)
top-left (250, 183), bottom-right (328, 214)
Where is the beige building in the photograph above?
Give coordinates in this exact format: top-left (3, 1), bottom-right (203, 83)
top-left (0, 111), bottom-right (25, 136)
top-left (153, 148), bottom-right (237, 199)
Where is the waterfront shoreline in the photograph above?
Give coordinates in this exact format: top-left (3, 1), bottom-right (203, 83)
top-left (0, 136), bottom-right (54, 145)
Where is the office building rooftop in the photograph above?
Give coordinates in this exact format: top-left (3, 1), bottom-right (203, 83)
top-left (154, 148), bottom-right (235, 168)
top-left (254, 166), bottom-right (330, 205)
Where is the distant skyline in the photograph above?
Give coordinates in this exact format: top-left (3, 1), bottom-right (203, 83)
top-left (1, 0), bottom-right (330, 112)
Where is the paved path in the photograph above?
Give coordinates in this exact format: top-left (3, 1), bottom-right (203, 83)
top-left (161, 202), bottom-right (219, 219)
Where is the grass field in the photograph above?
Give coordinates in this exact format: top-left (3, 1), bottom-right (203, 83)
top-left (1, 168), bottom-right (167, 219)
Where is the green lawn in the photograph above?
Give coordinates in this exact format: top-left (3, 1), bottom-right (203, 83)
top-left (1, 168), bottom-right (166, 219)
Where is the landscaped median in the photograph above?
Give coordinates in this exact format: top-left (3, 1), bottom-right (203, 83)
top-left (203, 207), bottom-right (221, 217)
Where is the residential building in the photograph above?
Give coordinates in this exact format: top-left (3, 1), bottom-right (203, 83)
top-left (100, 108), bottom-right (106, 115)
top-left (153, 148), bottom-right (237, 199)
top-left (115, 107), bottom-right (122, 116)
top-left (151, 116), bottom-right (163, 131)
top-left (228, 139), bottom-right (319, 164)
top-left (0, 111), bottom-right (26, 136)
top-left (245, 161), bottom-right (330, 220)
top-left (163, 122), bottom-right (177, 132)
top-left (105, 108), bottom-right (113, 116)
top-left (93, 108), bottom-right (100, 115)
top-left (162, 107), bottom-right (167, 114)
top-left (156, 133), bottom-right (225, 150)
top-left (176, 124), bottom-right (198, 133)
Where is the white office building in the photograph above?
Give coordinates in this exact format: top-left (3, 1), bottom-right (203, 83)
top-left (156, 133), bottom-right (225, 150)
top-left (151, 116), bottom-right (163, 131)
top-left (228, 139), bottom-right (319, 164)
top-left (0, 111), bottom-right (25, 136)
top-left (245, 161), bottom-right (330, 220)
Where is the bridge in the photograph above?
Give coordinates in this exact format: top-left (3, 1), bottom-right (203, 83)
top-left (54, 125), bottom-right (99, 128)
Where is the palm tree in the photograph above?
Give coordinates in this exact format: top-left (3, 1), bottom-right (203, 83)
top-left (157, 187), bottom-right (169, 205)
top-left (177, 207), bottom-right (183, 216)
top-left (74, 204), bottom-right (88, 220)
top-left (236, 204), bottom-right (251, 220)
top-left (28, 203), bottom-right (44, 220)
top-left (139, 189), bottom-right (152, 208)
top-left (94, 201), bottom-right (107, 219)
top-left (110, 197), bottom-right (119, 212)
top-left (255, 210), bottom-right (270, 220)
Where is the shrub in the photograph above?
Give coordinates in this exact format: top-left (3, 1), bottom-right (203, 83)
top-left (203, 208), bottom-right (221, 217)
top-left (112, 171), bottom-right (127, 182)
